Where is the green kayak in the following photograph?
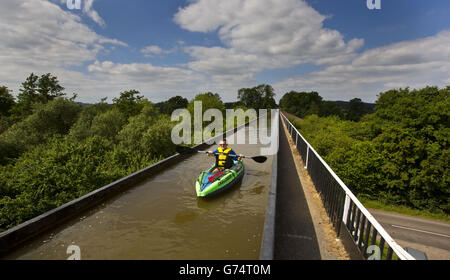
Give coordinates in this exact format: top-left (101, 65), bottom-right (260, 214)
top-left (195, 159), bottom-right (245, 197)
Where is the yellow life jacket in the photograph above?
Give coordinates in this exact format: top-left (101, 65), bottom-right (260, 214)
top-left (216, 147), bottom-right (232, 170)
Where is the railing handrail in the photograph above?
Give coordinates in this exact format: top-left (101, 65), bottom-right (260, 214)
top-left (280, 112), bottom-right (415, 260)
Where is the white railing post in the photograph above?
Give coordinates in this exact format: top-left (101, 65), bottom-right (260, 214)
top-left (342, 194), bottom-right (351, 225)
top-left (305, 146), bottom-right (309, 169)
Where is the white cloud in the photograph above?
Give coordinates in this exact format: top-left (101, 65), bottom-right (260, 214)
top-left (57, 0), bottom-right (105, 26)
top-left (83, 0), bottom-right (105, 27)
top-left (173, 0), bottom-right (364, 97)
top-left (0, 0), bottom-right (205, 103)
top-left (141, 41), bottom-right (187, 57)
top-left (82, 60), bottom-right (208, 102)
top-left (0, 0), bottom-right (127, 100)
top-left (141, 45), bottom-right (165, 56)
top-left (87, 60), bottom-right (204, 84)
top-left (1, 0), bottom-right (448, 104)
top-left (273, 30), bottom-right (450, 102)
top-left (0, 0), bottom-right (125, 67)
top-left (175, 0), bottom-right (363, 66)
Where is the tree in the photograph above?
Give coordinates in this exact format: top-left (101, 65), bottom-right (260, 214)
top-left (238, 84), bottom-right (277, 111)
top-left (260, 84), bottom-right (277, 109)
top-left (112, 89), bottom-right (145, 119)
top-left (156, 96), bottom-right (188, 115)
top-left (0, 98), bottom-right (81, 164)
top-left (346, 98), bottom-right (366, 121)
top-left (187, 92), bottom-right (225, 115)
top-left (319, 101), bottom-right (342, 117)
top-left (36, 73), bottom-right (65, 102)
top-left (279, 91), bottom-right (322, 117)
top-left (0, 136), bottom-right (122, 230)
top-left (90, 109), bottom-right (127, 141)
top-left (68, 98), bottom-right (111, 141)
top-left (186, 92), bottom-right (225, 140)
top-left (371, 86), bottom-right (449, 211)
top-left (224, 101), bottom-right (244, 109)
top-left (10, 73), bottom-right (66, 120)
top-left (296, 86), bottom-right (449, 214)
top-left (0, 86), bottom-right (15, 117)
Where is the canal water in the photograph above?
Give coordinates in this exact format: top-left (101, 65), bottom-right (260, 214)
top-left (5, 124), bottom-right (274, 259)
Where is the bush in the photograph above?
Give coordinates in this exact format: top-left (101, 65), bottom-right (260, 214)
top-left (69, 102), bottom-right (110, 141)
top-left (0, 136), bottom-right (120, 230)
top-left (113, 115), bottom-right (176, 173)
top-left (0, 98), bottom-right (81, 163)
top-left (90, 109), bottom-right (127, 141)
top-left (295, 86), bottom-right (449, 214)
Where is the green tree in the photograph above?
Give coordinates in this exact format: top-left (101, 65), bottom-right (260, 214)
top-left (116, 102), bottom-right (160, 150)
top-left (0, 136), bottom-right (123, 230)
top-left (187, 92), bottom-right (225, 115)
top-left (371, 86), bottom-right (449, 212)
top-left (319, 101), bottom-right (342, 117)
top-left (156, 96), bottom-right (188, 115)
top-left (295, 86), bottom-right (449, 214)
top-left (68, 99), bottom-right (111, 141)
top-left (238, 84), bottom-right (276, 111)
top-left (345, 98), bottom-right (366, 121)
top-left (279, 91), bottom-right (322, 117)
top-left (0, 86), bottom-right (15, 117)
top-left (113, 89), bottom-right (145, 119)
top-left (0, 98), bottom-right (81, 164)
top-left (186, 92), bottom-right (225, 141)
top-left (90, 109), bottom-right (127, 141)
top-left (10, 73), bottom-right (66, 120)
top-left (36, 73), bottom-right (65, 101)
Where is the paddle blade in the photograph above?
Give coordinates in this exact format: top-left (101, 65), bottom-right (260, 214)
top-left (251, 156), bottom-right (267, 163)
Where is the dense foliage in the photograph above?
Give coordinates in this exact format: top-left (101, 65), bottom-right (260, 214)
top-left (280, 90), bottom-right (373, 121)
top-left (0, 74), bottom-right (276, 231)
top-left (237, 84), bottom-right (277, 111)
top-left (2, 71), bottom-right (446, 231)
top-left (0, 75), bottom-right (180, 231)
top-left (293, 86), bottom-right (449, 214)
top-left (155, 96), bottom-right (188, 115)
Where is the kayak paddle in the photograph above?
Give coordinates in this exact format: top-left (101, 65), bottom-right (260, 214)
top-left (175, 145), bottom-right (267, 163)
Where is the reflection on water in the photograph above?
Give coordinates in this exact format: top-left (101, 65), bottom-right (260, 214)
top-left (4, 125), bottom-right (274, 260)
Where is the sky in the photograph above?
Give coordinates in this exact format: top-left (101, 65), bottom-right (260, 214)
top-left (1, 0), bottom-right (449, 103)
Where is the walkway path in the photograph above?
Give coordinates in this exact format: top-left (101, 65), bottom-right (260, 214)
top-left (274, 117), bottom-right (321, 259)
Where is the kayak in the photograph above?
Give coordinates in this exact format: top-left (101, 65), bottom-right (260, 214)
top-left (195, 159), bottom-right (245, 197)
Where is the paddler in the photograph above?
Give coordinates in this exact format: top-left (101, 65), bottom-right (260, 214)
top-left (207, 138), bottom-right (242, 173)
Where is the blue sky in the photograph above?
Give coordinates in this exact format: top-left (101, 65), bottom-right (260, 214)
top-left (309, 0), bottom-right (450, 48)
top-left (1, 0), bottom-right (449, 103)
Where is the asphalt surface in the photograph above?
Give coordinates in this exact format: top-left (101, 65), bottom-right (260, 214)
top-left (274, 117), bottom-right (321, 259)
top-left (369, 209), bottom-right (450, 260)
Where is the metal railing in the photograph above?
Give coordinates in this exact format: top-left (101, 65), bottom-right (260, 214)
top-left (280, 112), bottom-right (415, 260)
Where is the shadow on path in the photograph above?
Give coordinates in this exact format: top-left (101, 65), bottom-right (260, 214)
top-left (274, 117), bottom-right (321, 259)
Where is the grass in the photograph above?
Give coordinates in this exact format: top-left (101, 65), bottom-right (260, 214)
top-left (359, 197), bottom-right (450, 223)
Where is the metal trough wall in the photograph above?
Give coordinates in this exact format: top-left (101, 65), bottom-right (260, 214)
top-left (0, 117), bottom-right (259, 255)
top-left (259, 121), bottom-right (278, 260)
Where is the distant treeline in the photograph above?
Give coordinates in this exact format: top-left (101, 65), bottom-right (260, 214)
top-left (288, 86), bottom-right (449, 214)
top-left (280, 90), bottom-right (374, 121)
